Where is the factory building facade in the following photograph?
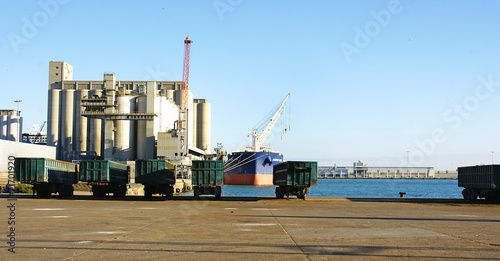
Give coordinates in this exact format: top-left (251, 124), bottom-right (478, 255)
top-left (47, 61), bottom-right (211, 162)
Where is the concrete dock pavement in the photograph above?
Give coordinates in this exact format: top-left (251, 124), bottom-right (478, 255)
top-left (1, 195), bottom-right (499, 260)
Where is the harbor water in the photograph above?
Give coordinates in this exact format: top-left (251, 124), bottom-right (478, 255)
top-left (183, 179), bottom-right (463, 198)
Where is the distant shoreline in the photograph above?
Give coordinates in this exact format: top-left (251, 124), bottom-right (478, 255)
top-left (318, 177), bottom-right (457, 180)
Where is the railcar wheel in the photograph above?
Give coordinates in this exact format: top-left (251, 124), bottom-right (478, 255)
top-left (166, 186), bottom-right (174, 199)
top-left (144, 186), bottom-right (153, 199)
top-left (60, 185), bottom-right (73, 197)
top-left (37, 189), bottom-right (51, 198)
top-left (470, 189), bottom-right (479, 201)
top-left (114, 185), bottom-right (127, 197)
top-left (296, 189), bottom-right (304, 200)
top-left (485, 192), bottom-right (500, 202)
top-left (215, 186), bottom-right (222, 200)
top-left (92, 186), bottom-right (106, 198)
top-left (275, 187), bottom-right (282, 199)
top-left (193, 187), bottom-right (200, 200)
top-left (463, 188), bottom-right (478, 202)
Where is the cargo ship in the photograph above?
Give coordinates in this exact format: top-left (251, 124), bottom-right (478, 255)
top-left (224, 150), bottom-right (284, 186)
top-left (223, 92), bottom-right (291, 186)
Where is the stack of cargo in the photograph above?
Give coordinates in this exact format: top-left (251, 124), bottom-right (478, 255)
top-left (191, 160), bottom-right (223, 200)
top-left (79, 160), bottom-right (129, 198)
top-left (135, 159), bottom-right (176, 198)
top-left (15, 157), bottom-right (78, 198)
top-left (273, 161), bottom-right (318, 200)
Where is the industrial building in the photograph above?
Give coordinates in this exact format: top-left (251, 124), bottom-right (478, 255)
top-left (0, 111), bottom-right (56, 185)
top-left (318, 162), bottom-right (435, 178)
top-left (0, 139), bottom-right (56, 185)
top-left (47, 61), bottom-right (211, 162)
top-left (0, 110), bottom-right (23, 142)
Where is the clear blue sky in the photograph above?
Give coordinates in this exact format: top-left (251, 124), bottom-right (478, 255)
top-left (2, 0), bottom-right (500, 170)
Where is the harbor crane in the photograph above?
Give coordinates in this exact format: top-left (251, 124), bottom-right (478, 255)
top-left (182, 34), bottom-right (192, 110)
top-left (178, 34), bottom-right (192, 156)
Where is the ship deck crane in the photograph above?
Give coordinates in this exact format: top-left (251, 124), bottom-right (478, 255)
top-left (33, 121), bottom-right (46, 135)
top-left (251, 92), bottom-right (291, 152)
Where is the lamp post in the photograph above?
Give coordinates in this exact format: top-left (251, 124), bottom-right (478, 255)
top-left (492, 151), bottom-right (494, 165)
top-left (407, 151), bottom-right (410, 178)
top-left (14, 100), bottom-right (22, 142)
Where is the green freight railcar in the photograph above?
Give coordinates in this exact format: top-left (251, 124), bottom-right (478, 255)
top-left (135, 159), bottom-right (176, 199)
top-left (14, 157), bottom-right (78, 198)
top-left (79, 160), bottom-right (129, 198)
top-left (191, 160), bottom-right (223, 200)
top-left (273, 161), bottom-right (318, 199)
top-left (458, 165), bottom-right (500, 202)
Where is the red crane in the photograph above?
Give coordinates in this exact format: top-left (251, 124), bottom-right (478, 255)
top-left (179, 34), bottom-right (192, 156)
top-left (182, 34), bottom-right (192, 110)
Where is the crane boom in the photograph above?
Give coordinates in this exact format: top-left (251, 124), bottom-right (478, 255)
top-left (39, 121), bottom-right (46, 133)
top-left (182, 34), bottom-right (192, 110)
top-left (251, 92), bottom-right (291, 152)
top-left (179, 34), bottom-right (192, 156)
top-left (32, 121), bottom-right (47, 135)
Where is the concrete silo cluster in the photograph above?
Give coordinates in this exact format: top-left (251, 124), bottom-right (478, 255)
top-left (46, 61), bottom-right (211, 162)
top-left (0, 110), bottom-right (22, 142)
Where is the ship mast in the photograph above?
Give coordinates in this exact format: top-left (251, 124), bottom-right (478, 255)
top-left (251, 92), bottom-right (291, 152)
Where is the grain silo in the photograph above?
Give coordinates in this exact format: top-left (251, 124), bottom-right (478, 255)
top-left (46, 61), bottom-right (211, 162)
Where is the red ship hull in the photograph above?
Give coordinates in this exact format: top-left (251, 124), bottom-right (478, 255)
top-left (223, 173), bottom-right (274, 186)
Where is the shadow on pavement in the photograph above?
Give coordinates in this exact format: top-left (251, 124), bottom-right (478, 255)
top-left (2, 194), bottom-right (498, 205)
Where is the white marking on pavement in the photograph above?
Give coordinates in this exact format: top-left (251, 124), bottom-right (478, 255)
top-left (95, 231), bottom-right (126, 234)
top-left (239, 229), bottom-right (255, 231)
top-left (76, 241), bottom-right (94, 244)
top-left (33, 208), bottom-right (66, 211)
top-left (307, 198), bottom-right (348, 201)
top-left (449, 214), bottom-right (479, 218)
top-left (322, 228), bottom-right (448, 238)
top-left (238, 223), bottom-right (276, 226)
